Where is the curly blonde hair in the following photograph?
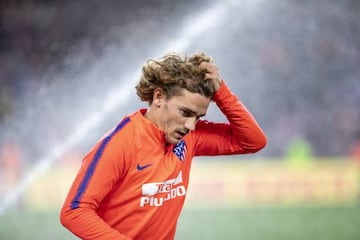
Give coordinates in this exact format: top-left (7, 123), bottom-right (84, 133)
top-left (135, 52), bottom-right (215, 103)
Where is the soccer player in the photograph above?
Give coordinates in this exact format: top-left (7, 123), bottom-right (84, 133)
top-left (60, 52), bottom-right (267, 239)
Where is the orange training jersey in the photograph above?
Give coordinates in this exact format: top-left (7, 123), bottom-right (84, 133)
top-left (60, 81), bottom-right (266, 240)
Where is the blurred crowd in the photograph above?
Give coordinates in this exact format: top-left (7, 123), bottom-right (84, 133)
top-left (0, 0), bottom-right (207, 194)
top-left (0, 0), bottom-right (359, 169)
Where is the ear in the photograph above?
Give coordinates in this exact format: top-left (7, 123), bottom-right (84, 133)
top-left (152, 88), bottom-right (165, 107)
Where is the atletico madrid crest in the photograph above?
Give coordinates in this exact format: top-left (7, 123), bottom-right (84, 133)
top-left (173, 140), bottom-right (187, 162)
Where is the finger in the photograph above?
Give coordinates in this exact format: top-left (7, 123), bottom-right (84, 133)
top-left (205, 72), bottom-right (215, 80)
top-left (199, 61), bottom-right (213, 71)
top-left (205, 72), bottom-right (221, 81)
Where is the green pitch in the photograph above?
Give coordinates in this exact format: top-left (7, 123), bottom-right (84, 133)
top-left (178, 205), bottom-right (360, 240)
top-left (0, 206), bottom-right (359, 240)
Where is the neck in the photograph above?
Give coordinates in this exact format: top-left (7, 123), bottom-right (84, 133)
top-left (144, 107), bottom-right (160, 128)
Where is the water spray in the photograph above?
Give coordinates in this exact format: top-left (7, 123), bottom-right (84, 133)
top-left (0, 0), bottom-right (247, 215)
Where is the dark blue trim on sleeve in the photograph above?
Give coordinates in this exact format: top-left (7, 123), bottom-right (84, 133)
top-left (70, 116), bottom-right (131, 209)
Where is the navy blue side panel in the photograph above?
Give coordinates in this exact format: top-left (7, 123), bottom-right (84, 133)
top-left (70, 116), bottom-right (131, 209)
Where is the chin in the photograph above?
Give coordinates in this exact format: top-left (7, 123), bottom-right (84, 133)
top-left (167, 137), bottom-right (181, 145)
top-left (170, 140), bottom-right (180, 145)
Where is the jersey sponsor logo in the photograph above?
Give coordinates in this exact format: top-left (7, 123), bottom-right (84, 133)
top-left (173, 140), bottom-right (187, 162)
top-left (140, 171), bottom-right (186, 207)
top-left (137, 163), bottom-right (153, 171)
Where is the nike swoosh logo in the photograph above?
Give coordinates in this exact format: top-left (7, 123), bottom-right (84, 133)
top-left (137, 163), bottom-right (153, 171)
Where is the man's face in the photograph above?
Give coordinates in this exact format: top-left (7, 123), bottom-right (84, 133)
top-left (157, 89), bottom-right (211, 144)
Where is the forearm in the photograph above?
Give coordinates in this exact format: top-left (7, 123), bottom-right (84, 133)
top-left (60, 207), bottom-right (132, 240)
top-left (212, 80), bottom-right (267, 152)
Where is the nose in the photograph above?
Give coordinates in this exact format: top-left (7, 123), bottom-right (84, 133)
top-left (184, 117), bottom-right (197, 131)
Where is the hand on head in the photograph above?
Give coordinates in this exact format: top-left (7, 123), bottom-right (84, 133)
top-left (199, 61), bottom-right (222, 92)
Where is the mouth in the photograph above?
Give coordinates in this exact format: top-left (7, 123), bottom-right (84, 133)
top-left (175, 130), bottom-right (187, 139)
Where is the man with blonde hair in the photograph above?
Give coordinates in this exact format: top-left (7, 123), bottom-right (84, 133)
top-left (60, 52), bottom-right (267, 240)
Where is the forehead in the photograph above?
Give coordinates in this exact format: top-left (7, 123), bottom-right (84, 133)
top-left (168, 89), bottom-right (211, 114)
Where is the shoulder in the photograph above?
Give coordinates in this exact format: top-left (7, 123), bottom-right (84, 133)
top-left (111, 111), bottom-right (141, 139)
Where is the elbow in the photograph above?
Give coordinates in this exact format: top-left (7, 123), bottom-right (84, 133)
top-left (60, 207), bottom-right (73, 229)
top-left (60, 209), bottom-right (69, 228)
top-left (244, 132), bottom-right (267, 153)
top-left (256, 133), bottom-right (267, 151)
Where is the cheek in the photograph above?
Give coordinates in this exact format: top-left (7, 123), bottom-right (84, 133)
top-left (162, 104), bottom-right (184, 129)
top-left (165, 118), bottom-right (179, 130)
top-left (165, 114), bottom-right (184, 130)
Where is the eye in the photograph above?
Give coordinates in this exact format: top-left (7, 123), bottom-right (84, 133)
top-left (179, 108), bottom-right (204, 120)
top-left (180, 109), bottom-right (192, 117)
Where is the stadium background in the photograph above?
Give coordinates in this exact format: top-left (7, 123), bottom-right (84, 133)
top-left (0, 0), bottom-right (360, 239)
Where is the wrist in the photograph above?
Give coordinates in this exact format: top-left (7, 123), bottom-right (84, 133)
top-left (213, 79), bottom-right (223, 93)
